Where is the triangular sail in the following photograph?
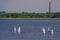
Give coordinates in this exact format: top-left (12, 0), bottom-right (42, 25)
top-left (14, 27), bottom-right (16, 33)
top-left (42, 27), bottom-right (46, 36)
top-left (18, 26), bottom-right (21, 34)
top-left (51, 29), bottom-right (54, 36)
top-left (48, 27), bottom-right (50, 32)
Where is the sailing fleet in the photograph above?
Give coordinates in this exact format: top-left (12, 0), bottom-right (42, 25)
top-left (13, 26), bottom-right (54, 36)
top-left (13, 26), bottom-right (21, 34)
top-left (42, 27), bottom-right (54, 36)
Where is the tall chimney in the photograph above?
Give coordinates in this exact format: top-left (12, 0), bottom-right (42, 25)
top-left (49, 1), bottom-right (51, 13)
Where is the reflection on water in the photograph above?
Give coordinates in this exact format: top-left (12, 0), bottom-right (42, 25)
top-left (0, 19), bottom-right (60, 40)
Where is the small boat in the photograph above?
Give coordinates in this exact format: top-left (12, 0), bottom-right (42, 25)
top-left (51, 29), bottom-right (54, 36)
top-left (42, 27), bottom-right (46, 36)
top-left (14, 27), bottom-right (16, 33)
top-left (48, 27), bottom-right (51, 32)
top-left (18, 26), bottom-right (21, 34)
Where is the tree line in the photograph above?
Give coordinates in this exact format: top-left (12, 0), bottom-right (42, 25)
top-left (0, 11), bottom-right (60, 18)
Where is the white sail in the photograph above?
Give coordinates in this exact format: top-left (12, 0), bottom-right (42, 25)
top-left (51, 29), bottom-right (54, 36)
top-left (42, 27), bottom-right (46, 36)
top-left (48, 27), bottom-right (50, 31)
top-left (14, 27), bottom-right (16, 33)
top-left (18, 27), bottom-right (21, 34)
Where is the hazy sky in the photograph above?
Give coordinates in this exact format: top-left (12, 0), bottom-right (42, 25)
top-left (0, 0), bottom-right (60, 13)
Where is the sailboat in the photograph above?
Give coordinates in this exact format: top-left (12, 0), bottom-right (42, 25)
top-left (18, 26), bottom-right (21, 34)
top-left (42, 27), bottom-right (46, 36)
top-left (48, 27), bottom-right (51, 32)
top-left (51, 29), bottom-right (54, 36)
top-left (14, 27), bottom-right (16, 33)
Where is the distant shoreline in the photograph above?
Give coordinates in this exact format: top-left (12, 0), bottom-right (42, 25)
top-left (0, 18), bottom-right (60, 20)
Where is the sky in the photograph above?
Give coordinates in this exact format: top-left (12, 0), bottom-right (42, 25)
top-left (0, 0), bottom-right (60, 13)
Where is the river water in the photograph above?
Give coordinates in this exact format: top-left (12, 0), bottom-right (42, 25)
top-left (0, 19), bottom-right (60, 40)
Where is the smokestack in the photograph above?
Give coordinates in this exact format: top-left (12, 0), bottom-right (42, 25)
top-left (49, 1), bottom-right (51, 13)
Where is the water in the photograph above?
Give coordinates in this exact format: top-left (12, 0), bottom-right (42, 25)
top-left (0, 19), bottom-right (60, 40)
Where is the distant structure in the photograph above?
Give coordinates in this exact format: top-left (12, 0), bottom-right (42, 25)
top-left (49, 1), bottom-right (51, 13)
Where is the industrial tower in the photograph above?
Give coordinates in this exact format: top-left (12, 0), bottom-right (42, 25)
top-left (49, 1), bottom-right (51, 13)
